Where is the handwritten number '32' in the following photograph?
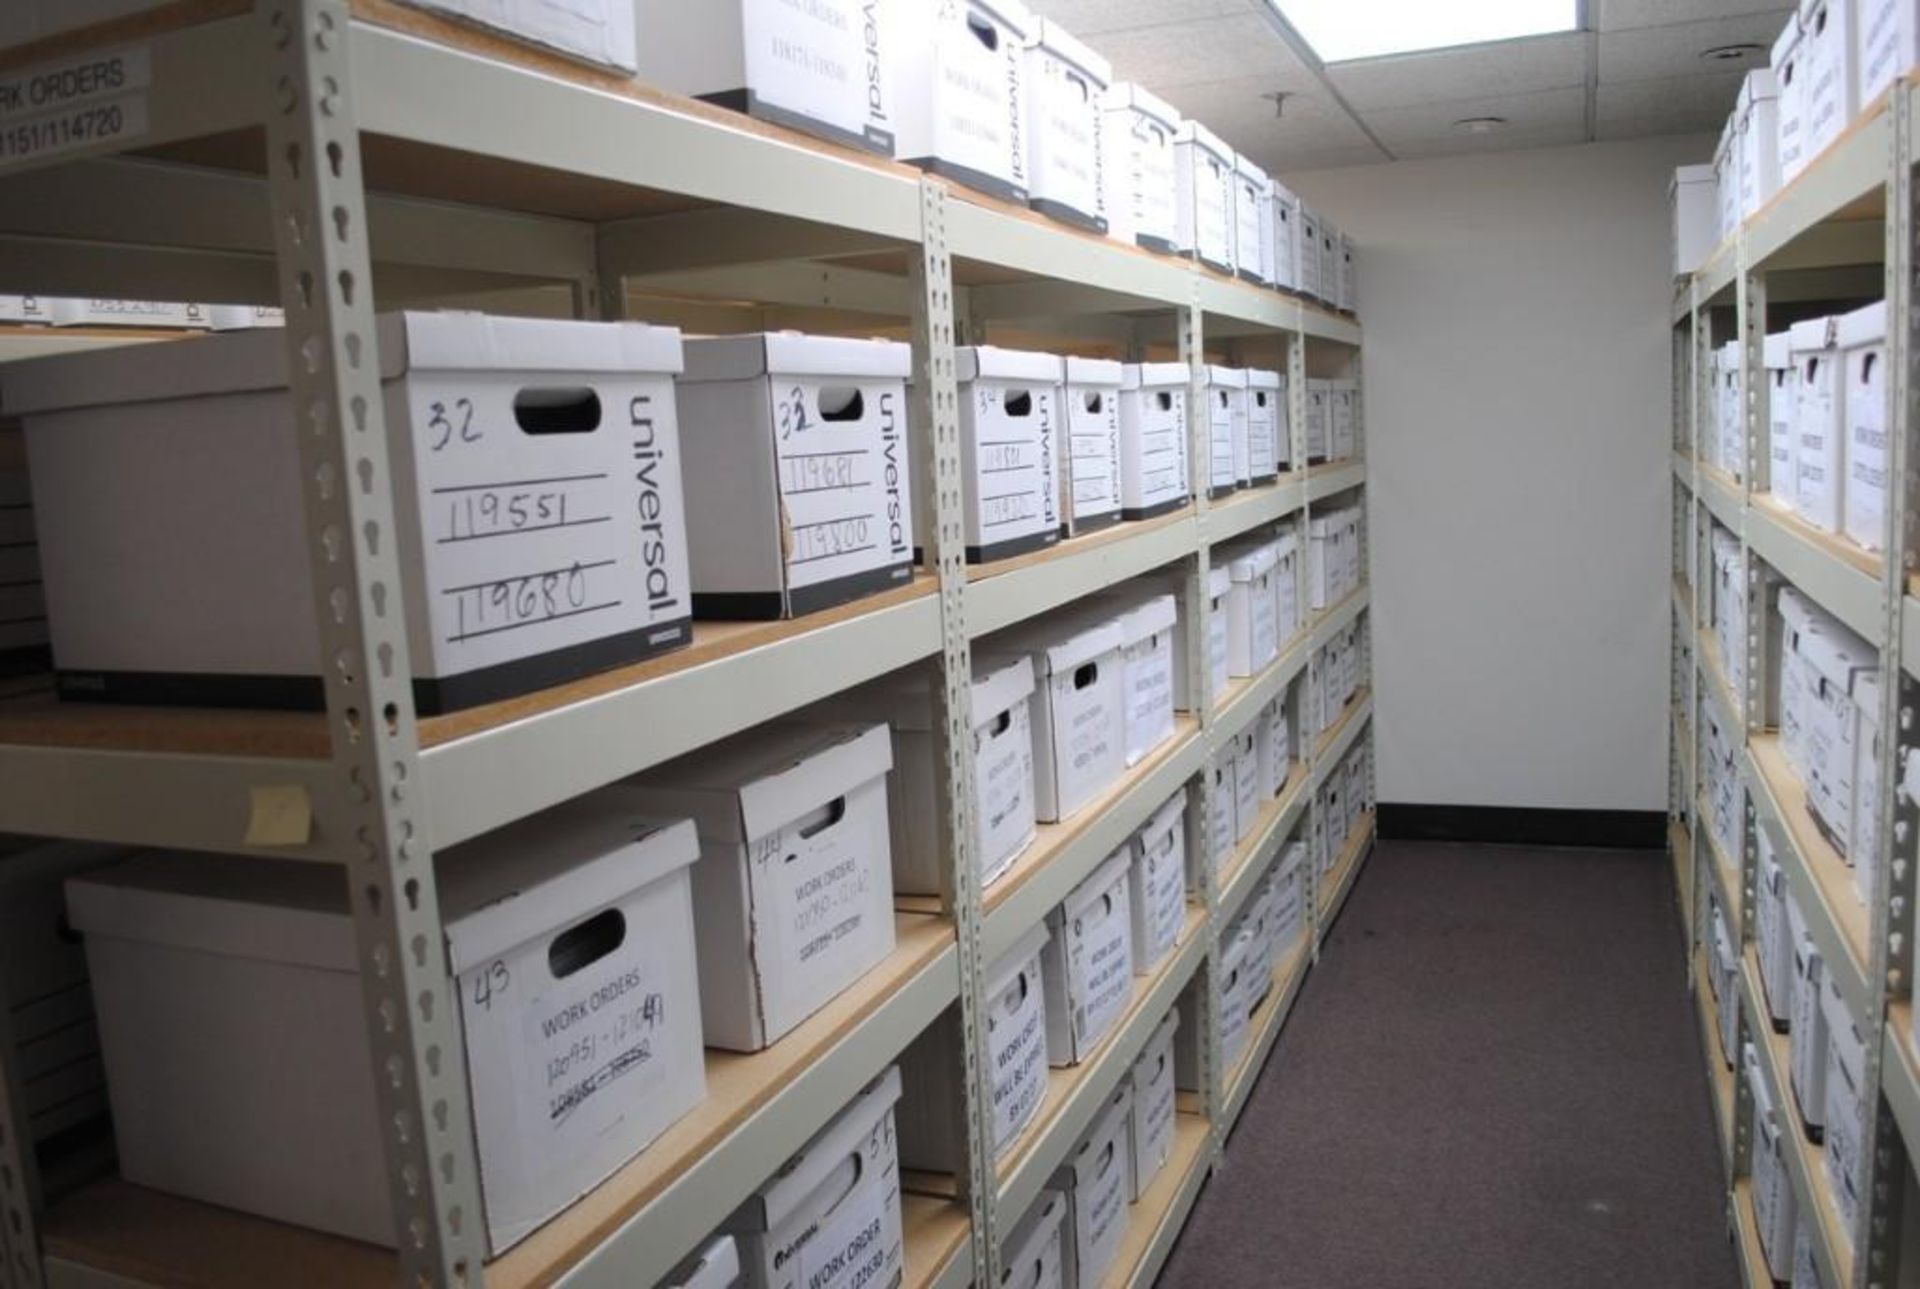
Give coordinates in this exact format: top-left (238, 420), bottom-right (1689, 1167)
top-left (776, 386), bottom-right (812, 440)
top-left (429, 398), bottom-right (479, 451)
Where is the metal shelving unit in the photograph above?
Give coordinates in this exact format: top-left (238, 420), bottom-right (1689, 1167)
top-left (1669, 80), bottom-right (1920, 1289)
top-left (0, 4), bottom-right (1375, 1289)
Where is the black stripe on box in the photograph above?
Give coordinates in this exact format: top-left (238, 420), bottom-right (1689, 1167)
top-left (700, 89), bottom-right (895, 158)
top-left (1030, 197), bottom-right (1107, 234)
top-left (1063, 510), bottom-right (1123, 539)
top-left (967, 529), bottom-right (1059, 564)
top-left (1136, 234), bottom-right (1176, 255)
top-left (902, 156), bottom-right (1027, 206)
top-left (1376, 803), bottom-right (1667, 849)
top-left (693, 561), bottom-right (912, 621)
top-left (1121, 495), bottom-right (1189, 522)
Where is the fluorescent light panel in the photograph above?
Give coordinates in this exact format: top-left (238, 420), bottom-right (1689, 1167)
top-left (1274, 0), bottom-right (1578, 63)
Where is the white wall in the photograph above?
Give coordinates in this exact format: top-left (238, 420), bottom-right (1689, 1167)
top-left (1288, 135), bottom-right (1711, 812)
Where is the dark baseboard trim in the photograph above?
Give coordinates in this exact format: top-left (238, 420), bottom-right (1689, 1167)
top-left (1377, 803), bottom-right (1666, 849)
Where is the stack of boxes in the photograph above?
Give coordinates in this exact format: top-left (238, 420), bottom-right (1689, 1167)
top-left (1778, 585), bottom-right (1883, 906)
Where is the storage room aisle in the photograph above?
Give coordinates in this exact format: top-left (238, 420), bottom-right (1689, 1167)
top-left (1158, 841), bottom-right (1735, 1289)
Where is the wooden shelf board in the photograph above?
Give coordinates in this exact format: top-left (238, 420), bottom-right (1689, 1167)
top-left (1311, 688), bottom-right (1371, 764)
top-left (1748, 735), bottom-right (1871, 988)
top-left (1099, 1113), bottom-right (1211, 1289)
top-left (1698, 630), bottom-right (1743, 731)
top-left (1222, 938), bottom-right (1310, 1100)
top-left (1694, 948), bottom-right (1736, 1168)
top-left (964, 504), bottom-right (1194, 586)
top-left (901, 1193), bottom-right (970, 1289)
top-left (1695, 796), bottom-right (1741, 925)
top-left (1316, 812), bottom-right (1376, 933)
top-left (1752, 494), bottom-right (1883, 580)
top-left (1215, 764), bottom-right (1308, 913)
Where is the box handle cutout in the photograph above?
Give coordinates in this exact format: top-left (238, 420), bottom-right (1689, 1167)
top-left (1155, 391), bottom-right (1173, 411)
top-left (1255, 392), bottom-right (1268, 408)
top-left (1002, 969), bottom-right (1031, 1013)
top-left (793, 795), bottom-right (848, 841)
top-left (1003, 388), bottom-right (1034, 417)
top-left (1067, 70), bottom-right (1090, 102)
top-left (807, 1151), bottom-right (864, 1222)
top-left (514, 387), bottom-right (602, 435)
top-left (1862, 352), bottom-right (1879, 384)
top-left (1094, 1138), bottom-right (1116, 1178)
top-left (967, 12), bottom-right (998, 51)
top-left (988, 708), bottom-right (1013, 738)
top-left (548, 907), bottom-right (625, 979)
top-left (818, 386), bottom-right (866, 421)
top-left (1073, 660), bottom-right (1099, 689)
top-left (1083, 391), bottom-right (1104, 414)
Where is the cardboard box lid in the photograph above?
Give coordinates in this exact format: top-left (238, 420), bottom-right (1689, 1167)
top-left (735, 1065), bottom-right (903, 1233)
top-left (1771, 12), bottom-right (1801, 61)
top-left (1138, 789), bottom-right (1187, 850)
top-left (1671, 163), bottom-right (1716, 192)
top-left (1174, 119), bottom-right (1229, 160)
top-left (1273, 528), bottom-right (1299, 561)
top-left (1029, 18), bottom-right (1110, 84)
top-left (681, 332), bottom-right (910, 381)
top-left (2, 312), bottom-right (684, 417)
top-left (974, 0), bottom-right (1035, 40)
top-left (1114, 592), bottom-right (1178, 645)
top-left (633, 722), bottom-right (893, 845)
top-left (1122, 361), bottom-right (1189, 389)
top-left (1003, 1189), bottom-right (1067, 1281)
top-left (1228, 543), bottom-right (1278, 582)
top-left (1207, 565), bottom-right (1231, 599)
top-left (1765, 331), bottom-right (1794, 368)
top-left (1064, 355), bottom-right (1124, 387)
top-left (1102, 81), bottom-right (1179, 130)
top-left (1003, 612), bottom-right (1126, 676)
top-left (1206, 365), bottom-right (1248, 388)
top-left (1743, 1043), bottom-right (1780, 1135)
top-left (1050, 847), bottom-right (1132, 926)
top-left (1788, 316), bottom-right (1835, 353)
top-left (1795, 618), bottom-right (1875, 690)
top-left (1740, 67), bottom-right (1780, 109)
top-left (1267, 178), bottom-right (1297, 204)
top-left (975, 651), bottom-right (1039, 721)
top-left (1797, 0), bottom-right (1832, 23)
top-left (437, 797), bottom-right (699, 974)
top-left (992, 921), bottom-right (1051, 991)
top-left (1231, 151), bottom-right (1268, 184)
top-left (958, 345), bottom-right (1064, 385)
top-left (1245, 368), bottom-right (1282, 391)
top-left (1836, 300), bottom-right (1887, 349)
top-left (836, 655), bottom-right (1036, 735)
top-left (663, 1234), bottom-right (741, 1289)
top-left (1779, 585), bottom-right (1818, 633)
top-left (66, 852), bottom-right (357, 973)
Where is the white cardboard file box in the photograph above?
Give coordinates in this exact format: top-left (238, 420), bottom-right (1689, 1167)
top-left (0, 295), bottom-right (50, 324)
top-left (1135, 565), bottom-right (1218, 714)
top-left (1330, 380), bottom-right (1358, 462)
top-left (1051, 1082), bottom-right (1132, 1289)
top-left (725, 1066), bottom-right (905, 1289)
top-left (1800, 0), bottom-right (1857, 163)
top-left (944, 345), bottom-right (1063, 562)
top-left (1061, 356), bottom-right (1125, 536)
top-left (1215, 930), bottom-right (1253, 1073)
top-left (1790, 895), bottom-right (1830, 1140)
top-left (1024, 20), bottom-right (1109, 230)
top-left (1319, 220), bottom-right (1341, 308)
top-left (1003, 1191), bottom-right (1068, 1289)
top-left (1757, 831), bottom-right (1794, 1031)
top-left (1232, 726), bottom-right (1261, 845)
top-left (1339, 235), bottom-right (1357, 313)
top-left (1298, 206), bottom-right (1324, 300)
top-left (1205, 564), bottom-right (1231, 702)
top-left (1231, 152), bottom-right (1270, 284)
top-left (8, 312), bottom-right (693, 712)
top-left (1822, 974), bottom-right (1869, 1243)
top-left (1717, 340), bottom-right (1743, 479)
top-left (898, 924), bottom-right (1049, 1170)
top-left (1837, 300), bottom-right (1887, 553)
top-left (206, 304), bottom-right (284, 331)
top-left (1715, 119), bottom-right (1739, 248)
top-left (1099, 83), bottom-right (1179, 254)
top-left (1205, 365), bottom-right (1248, 496)
top-left (1780, 587), bottom-right (1820, 775)
top-left (1226, 541), bottom-right (1279, 678)
top-left (830, 655), bottom-right (1036, 897)
top-left (1672, 164), bottom-right (1718, 276)
top-left (1260, 693), bottom-right (1294, 799)
top-left (1130, 791), bottom-right (1188, 974)
top-left (1776, 17), bottom-right (1810, 183)
top-left (995, 612), bottom-right (1127, 822)
top-left (1118, 361), bottom-right (1191, 519)
top-left (1247, 368), bottom-right (1285, 480)
top-left (46, 298), bottom-right (206, 329)
top-left (626, 722), bottom-right (896, 1052)
top-left (1269, 840), bottom-right (1308, 951)
top-left (1768, 330), bottom-right (1798, 505)
top-left (1745, 1043), bottom-right (1801, 1278)
top-left (1712, 908), bottom-right (1740, 1065)
top-left (1269, 180), bottom-right (1300, 292)
top-left (68, 802), bottom-right (705, 1253)
top-left (1791, 316), bottom-right (1843, 532)
top-left (1304, 378), bottom-right (1331, 464)
top-left (632, 0), bottom-right (896, 155)
top-left (1738, 70), bottom-right (1783, 220)
top-left (1273, 526), bottom-right (1302, 647)
top-left (680, 333), bottom-right (914, 618)
top-left (1107, 593), bottom-right (1179, 767)
top-left (400, 0), bottom-right (637, 70)
top-left (664, 1234), bottom-right (742, 1289)
top-left (1859, 0), bottom-right (1920, 104)
top-left (1307, 513), bottom-right (1348, 611)
top-left (1174, 120), bottom-right (1233, 273)
top-left (892, 0), bottom-right (1030, 201)
top-left (1128, 1008), bottom-right (1179, 1201)
top-left (1042, 850), bottom-right (1135, 1065)
top-left (1205, 752), bottom-right (1236, 875)
top-left (1798, 617), bottom-right (1876, 859)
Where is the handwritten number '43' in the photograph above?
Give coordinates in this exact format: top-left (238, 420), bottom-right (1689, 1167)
top-left (429, 398), bottom-right (479, 451)
top-left (776, 386), bottom-right (812, 441)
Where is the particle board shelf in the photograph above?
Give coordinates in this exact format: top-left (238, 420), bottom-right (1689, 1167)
top-left (1315, 812), bottom-right (1376, 938)
top-left (1695, 798), bottom-right (1742, 929)
top-left (1220, 939), bottom-right (1310, 1132)
top-left (1101, 1113), bottom-right (1213, 1289)
top-left (966, 507), bottom-right (1196, 642)
top-left (1303, 460), bottom-right (1365, 503)
top-left (1740, 949), bottom-right (1853, 1289)
top-left (995, 907), bottom-right (1207, 1227)
top-left (1695, 949), bottom-right (1737, 1175)
top-left (1215, 766), bottom-right (1310, 922)
top-left (1746, 495), bottom-right (1884, 647)
top-left (1882, 1005), bottom-right (1920, 1167)
top-left (1210, 635), bottom-right (1308, 749)
top-left (901, 1193), bottom-right (973, 1289)
top-left (1700, 467), bottom-right (1744, 533)
top-left (1307, 586), bottom-right (1368, 652)
top-left (1197, 475), bottom-right (1306, 546)
top-left (1311, 691), bottom-right (1373, 776)
top-left (1745, 735), bottom-right (1874, 1024)
top-left (40, 912), bottom-right (957, 1289)
top-left (1670, 820), bottom-right (1695, 934)
top-left (978, 721), bottom-right (1204, 964)
top-left (1731, 1180), bottom-right (1773, 1289)
top-left (1697, 631), bottom-right (1744, 737)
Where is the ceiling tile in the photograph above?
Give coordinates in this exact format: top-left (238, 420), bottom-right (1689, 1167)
top-left (1391, 121), bottom-right (1590, 159)
top-left (1093, 13), bottom-right (1301, 88)
top-left (1325, 33), bottom-right (1587, 110)
top-left (1161, 76), bottom-right (1378, 164)
top-left (1597, 0), bottom-right (1792, 33)
top-left (1598, 12), bottom-right (1788, 82)
top-left (1594, 70), bottom-right (1745, 138)
top-left (1019, 0), bottom-right (1257, 36)
top-left (1270, 145), bottom-right (1395, 176)
top-left (1361, 85), bottom-right (1588, 147)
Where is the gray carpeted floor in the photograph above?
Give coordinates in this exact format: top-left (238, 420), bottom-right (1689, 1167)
top-left (1157, 839), bottom-right (1736, 1289)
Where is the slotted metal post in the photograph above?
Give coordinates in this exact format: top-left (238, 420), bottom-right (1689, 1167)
top-left (909, 177), bottom-right (997, 1285)
top-left (259, 2), bottom-right (487, 1282)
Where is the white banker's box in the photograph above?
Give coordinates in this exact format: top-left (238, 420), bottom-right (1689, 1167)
top-left (1304, 378), bottom-right (1331, 463)
top-left (1232, 726), bottom-right (1261, 844)
top-left (626, 723), bottom-right (896, 1052)
top-left (1260, 692), bottom-right (1294, 798)
top-left (1205, 752), bottom-right (1237, 875)
top-left (1274, 526), bottom-right (1303, 647)
top-left (1061, 356), bottom-right (1125, 535)
top-left (1247, 368), bottom-right (1285, 480)
top-left (632, 0), bottom-right (896, 155)
top-left (1670, 165), bottom-right (1718, 277)
top-left (1767, 330), bottom-right (1797, 507)
top-left (1128, 1008), bottom-right (1179, 1200)
top-left (1859, 0), bottom-right (1920, 104)
top-left (947, 345), bottom-right (1063, 561)
top-left (724, 1066), bottom-right (905, 1289)
top-left (679, 333), bottom-right (913, 618)
top-left (1206, 365), bottom-right (1248, 496)
top-left (1130, 791), bottom-right (1189, 973)
top-left (1298, 206), bottom-right (1324, 300)
top-left (828, 655), bottom-right (1036, 897)
top-left (1790, 316), bottom-right (1842, 532)
top-left (1042, 849), bottom-right (1135, 1065)
top-left (1174, 120), bottom-right (1234, 272)
top-left (1099, 83), bottom-right (1179, 254)
top-left (1103, 592), bottom-right (1179, 766)
top-left (46, 298), bottom-right (207, 329)
top-left (1744, 1043), bottom-right (1801, 1278)
top-left (1024, 20), bottom-right (1109, 230)
top-left (897, 925), bottom-right (1049, 1169)
top-left (664, 1234), bottom-right (742, 1289)
top-left (1800, 0), bottom-right (1857, 164)
top-left (1268, 180), bottom-right (1300, 292)
top-left (8, 312), bottom-right (692, 713)
top-left (1003, 1191), bottom-right (1068, 1289)
top-left (1226, 541), bottom-right (1279, 678)
top-left (68, 802), bottom-right (704, 1253)
top-left (996, 612), bottom-right (1127, 822)
top-left (1231, 152), bottom-right (1270, 284)
top-left (1050, 1082), bottom-right (1132, 1289)
top-left (1823, 974), bottom-right (1869, 1243)
top-left (1118, 362), bottom-right (1191, 519)
top-left (1756, 829), bottom-right (1794, 1031)
top-left (1790, 895), bottom-right (1829, 1138)
top-left (1837, 300), bottom-right (1888, 553)
top-left (1737, 70), bottom-right (1782, 220)
top-left (1776, 17), bottom-right (1809, 183)
top-left (400, 0), bottom-right (636, 69)
top-left (893, 0), bottom-right (1031, 202)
